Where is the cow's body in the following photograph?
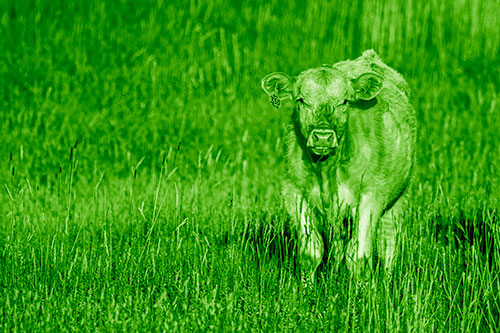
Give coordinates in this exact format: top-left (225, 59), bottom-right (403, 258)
top-left (262, 50), bottom-right (416, 278)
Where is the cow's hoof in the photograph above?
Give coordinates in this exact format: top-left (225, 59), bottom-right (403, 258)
top-left (345, 240), bottom-right (359, 271)
top-left (300, 269), bottom-right (316, 287)
top-left (346, 245), bottom-right (373, 277)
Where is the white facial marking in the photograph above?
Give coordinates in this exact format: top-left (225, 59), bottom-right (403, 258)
top-left (325, 77), bottom-right (348, 100)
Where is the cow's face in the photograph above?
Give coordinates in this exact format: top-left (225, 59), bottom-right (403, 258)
top-left (262, 67), bottom-right (382, 160)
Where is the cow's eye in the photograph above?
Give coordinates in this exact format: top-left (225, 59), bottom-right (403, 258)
top-left (296, 98), bottom-right (311, 107)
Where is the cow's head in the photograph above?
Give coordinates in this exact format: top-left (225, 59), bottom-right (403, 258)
top-left (262, 67), bottom-right (382, 160)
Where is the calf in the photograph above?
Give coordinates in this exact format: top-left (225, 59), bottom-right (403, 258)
top-left (262, 50), bottom-right (416, 279)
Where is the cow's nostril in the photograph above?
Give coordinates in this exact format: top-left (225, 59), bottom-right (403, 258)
top-left (310, 128), bottom-right (337, 147)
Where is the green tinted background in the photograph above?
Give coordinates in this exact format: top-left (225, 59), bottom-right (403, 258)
top-left (1, 0), bottom-right (499, 330)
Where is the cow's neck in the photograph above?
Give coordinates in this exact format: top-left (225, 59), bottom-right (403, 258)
top-left (311, 153), bottom-right (341, 209)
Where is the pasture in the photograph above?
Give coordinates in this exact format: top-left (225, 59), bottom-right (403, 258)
top-left (1, 0), bottom-right (499, 330)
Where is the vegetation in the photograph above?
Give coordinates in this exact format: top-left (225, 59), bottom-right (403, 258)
top-left (0, 0), bottom-right (499, 330)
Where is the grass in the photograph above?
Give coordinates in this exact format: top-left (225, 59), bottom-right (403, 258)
top-left (0, 0), bottom-right (499, 330)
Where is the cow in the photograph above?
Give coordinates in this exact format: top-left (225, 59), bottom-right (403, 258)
top-left (261, 50), bottom-right (416, 280)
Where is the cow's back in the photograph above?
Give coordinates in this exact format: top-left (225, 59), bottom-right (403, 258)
top-left (334, 49), bottom-right (412, 101)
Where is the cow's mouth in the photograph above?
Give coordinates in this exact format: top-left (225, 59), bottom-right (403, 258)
top-left (310, 146), bottom-right (335, 162)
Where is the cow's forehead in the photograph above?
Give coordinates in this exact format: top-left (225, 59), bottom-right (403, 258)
top-left (296, 68), bottom-right (349, 102)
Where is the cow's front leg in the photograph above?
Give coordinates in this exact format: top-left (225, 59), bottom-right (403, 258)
top-left (378, 193), bottom-right (407, 270)
top-left (347, 192), bottom-right (381, 271)
top-left (295, 195), bottom-right (324, 282)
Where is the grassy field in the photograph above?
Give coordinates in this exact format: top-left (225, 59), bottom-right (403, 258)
top-left (1, 0), bottom-right (499, 330)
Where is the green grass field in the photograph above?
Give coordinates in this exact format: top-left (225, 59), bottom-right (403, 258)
top-left (1, 0), bottom-right (499, 330)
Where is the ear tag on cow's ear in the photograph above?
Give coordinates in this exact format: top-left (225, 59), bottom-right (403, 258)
top-left (270, 93), bottom-right (281, 109)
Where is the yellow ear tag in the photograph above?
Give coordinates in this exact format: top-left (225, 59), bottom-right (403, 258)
top-left (270, 87), bottom-right (281, 109)
top-left (270, 94), bottom-right (281, 109)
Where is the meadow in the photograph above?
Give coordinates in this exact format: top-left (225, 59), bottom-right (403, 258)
top-left (0, 0), bottom-right (499, 330)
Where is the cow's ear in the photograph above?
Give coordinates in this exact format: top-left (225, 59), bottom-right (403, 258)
top-left (261, 72), bottom-right (293, 108)
top-left (349, 72), bottom-right (383, 101)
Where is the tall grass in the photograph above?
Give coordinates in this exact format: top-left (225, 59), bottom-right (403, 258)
top-left (0, 0), bottom-right (499, 330)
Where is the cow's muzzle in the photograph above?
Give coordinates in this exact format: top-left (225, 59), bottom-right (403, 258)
top-left (306, 128), bottom-right (338, 156)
